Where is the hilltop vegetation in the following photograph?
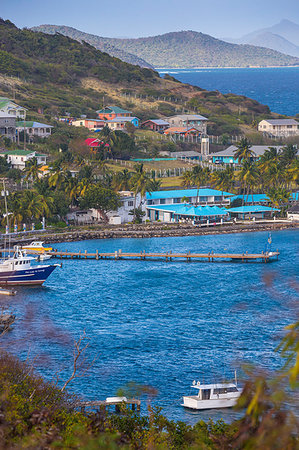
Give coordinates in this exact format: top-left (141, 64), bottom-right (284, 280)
top-left (31, 26), bottom-right (299, 68)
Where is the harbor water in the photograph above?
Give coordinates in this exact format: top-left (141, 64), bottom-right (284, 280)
top-left (4, 229), bottom-right (299, 424)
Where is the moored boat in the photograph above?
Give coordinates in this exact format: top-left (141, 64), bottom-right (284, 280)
top-left (0, 247), bottom-right (60, 286)
top-left (182, 377), bottom-right (241, 410)
top-left (21, 241), bottom-right (52, 254)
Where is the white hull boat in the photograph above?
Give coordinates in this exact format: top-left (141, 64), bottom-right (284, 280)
top-left (182, 377), bottom-right (241, 410)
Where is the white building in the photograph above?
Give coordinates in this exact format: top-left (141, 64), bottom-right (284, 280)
top-left (1, 150), bottom-right (47, 170)
top-left (16, 121), bottom-right (53, 139)
top-left (287, 204), bottom-right (299, 221)
top-left (66, 209), bottom-right (101, 225)
top-left (258, 119), bottom-right (299, 137)
top-left (0, 97), bottom-right (27, 119)
top-left (0, 112), bottom-right (16, 142)
top-left (106, 191), bottom-right (145, 224)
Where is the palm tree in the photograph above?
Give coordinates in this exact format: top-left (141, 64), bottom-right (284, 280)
top-left (267, 187), bottom-right (290, 215)
top-left (234, 138), bottom-right (254, 164)
top-left (238, 161), bottom-right (260, 205)
top-left (147, 178), bottom-right (162, 192)
top-left (130, 164), bottom-right (150, 221)
top-left (24, 157), bottom-right (42, 182)
top-left (211, 167), bottom-right (235, 195)
top-left (181, 170), bottom-right (193, 188)
top-left (112, 169), bottom-right (133, 191)
top-left (191, 166), bottom-right (206, 206)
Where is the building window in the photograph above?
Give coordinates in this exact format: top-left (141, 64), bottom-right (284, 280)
top-left (128, 201), bottom-right (134, 207)
top-left (160, 199), bottom-right (166, 204)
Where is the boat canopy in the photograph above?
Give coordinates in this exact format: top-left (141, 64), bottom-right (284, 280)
top-left (191, 382), bottom-right (237, 390)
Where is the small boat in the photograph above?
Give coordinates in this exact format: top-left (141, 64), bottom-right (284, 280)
top-left (182, 375), bottom-right (241, 410)
top-left (0, 247), bottom-right (60, 286)
top-left (35, 254), bottom-right (52, 261)
top-left (21, 241), bottom-right (52, 254)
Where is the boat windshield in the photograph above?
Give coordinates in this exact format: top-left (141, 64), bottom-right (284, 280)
top-left (213, 387), bottom-right (238, 394)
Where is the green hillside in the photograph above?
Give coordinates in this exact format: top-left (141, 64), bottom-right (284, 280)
top-left (31, 24), bottom-right (154, 68)
top-left (0, 19), bottom-right (280, 135)
top-left (31, 26), bottom-right (299, 68)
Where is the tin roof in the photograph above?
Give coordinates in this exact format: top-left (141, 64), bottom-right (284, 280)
top-left (105, 117), bottom-right (139, 123)
top-left (147, 204), bottom-right (228, 217)
top-left (213, 145), bottom-right (284, 158)
top-left (96, 106), bottom-right (132, 114)
top-left (142, 119), bottom-right (170, 126)
top-left (227, 205), bottom-right (280, 213)
top-left (261, 119), bottom-right (298, 126)
top-left (146, 188), bottom-right (234, 200)
top-left (15, 121), bottom-right (53, 128)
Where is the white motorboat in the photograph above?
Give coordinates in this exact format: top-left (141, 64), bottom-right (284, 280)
top-left (182, 377), bottom-right (241, 410)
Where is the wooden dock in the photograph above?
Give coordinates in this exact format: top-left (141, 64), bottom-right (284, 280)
top-left (45, 249), bottom-right (280, 263)
top-left (77, 398), bottom-right (141, 413)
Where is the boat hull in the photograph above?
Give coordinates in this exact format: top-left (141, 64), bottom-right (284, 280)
top-left (0, 265), bottom-right (57, 286)
top-left (182, 395), bottom-right (240, 410)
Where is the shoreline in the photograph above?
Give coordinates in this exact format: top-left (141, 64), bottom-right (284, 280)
top-left (157, 66), bottom-right (299, 70)
top-left (6, 221), bottom-right (299, 246)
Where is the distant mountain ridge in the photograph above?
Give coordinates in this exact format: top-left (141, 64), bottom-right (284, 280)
top-left (31, 25), bottom-right (299, 68)
top-left (30, 25), bottom-right (154, 68)
top-left (224, 20), bottom-right (299, 58)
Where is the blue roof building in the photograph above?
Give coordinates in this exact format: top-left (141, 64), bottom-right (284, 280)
top-left (227, 205), bottom-right (280, 219)
top-left (146, 203), bottom-right (229, 223)
top-left (146, 188), bottom-right (234, 207)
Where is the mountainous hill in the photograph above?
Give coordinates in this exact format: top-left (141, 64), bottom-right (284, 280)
top-left (240, 20), bottom-right (299, 47)
top-left (224, 20), bottom-right (299, 56)
top-left (243, 32), bottom-right (299, 58)
top-left (31, 25), bottom-right (299, 68)
top-left (30, 25), bottom-right (154, 68)
top-left (0, 19), bottom-right (281, 136)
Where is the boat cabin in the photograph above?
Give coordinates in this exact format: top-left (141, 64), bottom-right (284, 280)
top-left (190, 382), bottom-right (239, 400)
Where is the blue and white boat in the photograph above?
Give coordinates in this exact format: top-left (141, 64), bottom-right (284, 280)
top-left (0, 247), bottom-right (60, 286)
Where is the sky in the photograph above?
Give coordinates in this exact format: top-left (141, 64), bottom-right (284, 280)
top-left (2, 0), bottom-right (299, 39)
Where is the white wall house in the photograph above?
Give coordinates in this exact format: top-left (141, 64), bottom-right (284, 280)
top-left (0, 113), bottom-right (16, 142)
top-left (106, 191), bottom-right (145, 224)
top-left (258, 119), bottom-right (299, 137)
top-left (1, 150), bottom-right (47, 170)
top-left (66, 209), bottom-right (101, 224)
top-left (0, 97), bottom-right (27, 119)
top-left (16, 121), bottom-right (53, 139)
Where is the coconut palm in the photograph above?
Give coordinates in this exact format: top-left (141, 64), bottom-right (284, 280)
top-left (238, 161), bottom-right (260, 205)
top-left (181, 170), bottom-right (193, 188)
top-left (24, 157), bottom-right (42, 182)
top-left (234, 138), bottom-right (254, 164)
top-left (211, 167), bottom-right (235, 195)
top-left (130, 164), bottom-right (151, 221)
top-left (112, 169), bottom-right (133, 191)
top-left (267, 187), bottom-right (290, 214)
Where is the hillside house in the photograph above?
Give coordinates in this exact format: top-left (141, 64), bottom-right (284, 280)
top-left (1, 150), bottom-right (47, 170)
top-left (104, 116), bottom-right (140, 130)
top-left (0, 97), bottom-right (27, 119)
top-left (72, 118), bottom-right (104, 130)
top-left (0, 113), bottom-right (16, 142)
top-left (16, 121), bottom-right (53, 139)
top-left (166, 114), bottom-right (208, 134)
top-left (96, 106), bottom-right (132, 120)
top-left (212, 145), bottom-right (285, 164)
top-left (141, 119), bottom-right (169, 132)
top-left (258, 119), bottom-right (299, 137)
top-left (164, 126), bottom-right (201, 136)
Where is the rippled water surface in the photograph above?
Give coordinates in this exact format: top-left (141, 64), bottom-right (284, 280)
top-left (158, 67), bottom-right (299, 115)
top-left (5, 229), bottom-right (299, 424)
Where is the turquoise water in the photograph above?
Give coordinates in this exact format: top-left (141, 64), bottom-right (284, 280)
top-left (158, 67), bottom-right (299, 116)
top-left (4, 229), bottom-right (299, 424)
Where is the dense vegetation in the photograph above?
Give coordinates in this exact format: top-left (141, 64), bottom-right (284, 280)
top-left (0, 19), bottom-right (158, 85)
top-left (31, 26), bottom-right (299, 68)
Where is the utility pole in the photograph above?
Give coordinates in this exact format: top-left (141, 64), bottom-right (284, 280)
top-left (23, 110), bottom-right (26, 150)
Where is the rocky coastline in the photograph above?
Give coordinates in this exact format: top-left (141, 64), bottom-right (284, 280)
top-left (5, 221), bottom-right (299, 246)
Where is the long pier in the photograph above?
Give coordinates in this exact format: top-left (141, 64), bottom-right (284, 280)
top-left (45, 249), bottom-right (280, 263)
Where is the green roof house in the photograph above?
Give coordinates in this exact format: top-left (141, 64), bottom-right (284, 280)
top-left (16, 121), bottom-right (53, 139)
top-left (96, 106), bottom-right (132, 120)
top-left (0, 97), bottom-right (27, 119)
top-left (1, 150), bottom-right (47, 170)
